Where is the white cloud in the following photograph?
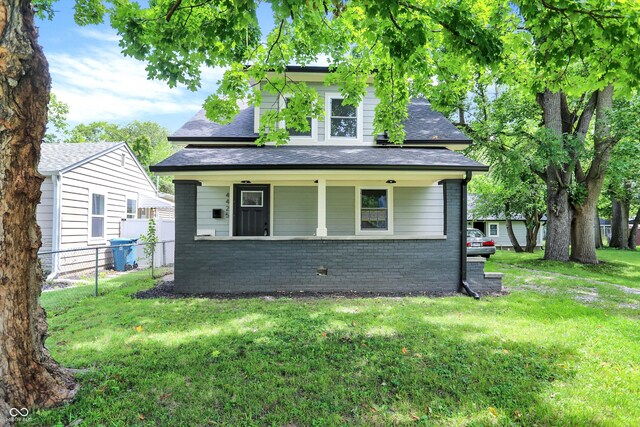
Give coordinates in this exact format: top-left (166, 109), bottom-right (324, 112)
top-left (49, 43), bottom-right (224, 124)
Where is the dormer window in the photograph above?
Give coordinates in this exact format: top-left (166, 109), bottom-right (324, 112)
top-left (330, 99), bottom-right (357, 137)
top-left (325, 92), bottom-right (364, 143)
top-left (285, 97), bottom-right (313, 138)
top-left (279, 96), bottom-right (317, 141)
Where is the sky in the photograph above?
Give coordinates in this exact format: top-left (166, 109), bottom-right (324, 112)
top-left (36, 0), bottom-right (275, 133)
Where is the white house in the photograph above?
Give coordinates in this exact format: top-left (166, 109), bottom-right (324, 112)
top-left (37, 142), bottom-right (174, 277)
top-left (151, 66), bottom-right (502, 296)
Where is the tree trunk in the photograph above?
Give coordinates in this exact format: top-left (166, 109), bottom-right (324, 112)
top-left (628, 207), bottom-right (640, 250)
top-left (570, 86), bottom-right (615, 264)
top-left (0, 0), bottom-right (77, 423)
top-left (610, 198), bottom-right (629, 249)
top-left (538, 90), bottom-right (571, 261)
top-left (594, 206), bottom-right (602, 249)
top-left (505, 218), bottom-right (524, 252)
top-left (524, 215), bottom-right (541, 253)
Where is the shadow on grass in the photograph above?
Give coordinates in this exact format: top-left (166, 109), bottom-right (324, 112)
top-left (24, 284), bottom-right (610, 427)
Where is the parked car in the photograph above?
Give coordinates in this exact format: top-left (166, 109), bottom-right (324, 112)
top-left (467, 228), bottom-right (496, 258)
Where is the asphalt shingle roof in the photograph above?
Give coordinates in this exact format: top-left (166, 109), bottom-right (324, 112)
top-left (171, 107), bottom-right (258, 140)
top-left (377, 99), bottom-right (471, 143)
top-left (39, 142), bottom-right (123, 174)
top-left (169, 98), bottom-right (470, 143)
top-left (151, 146), bottom-right (488, 172)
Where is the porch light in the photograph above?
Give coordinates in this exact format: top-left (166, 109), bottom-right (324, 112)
top-left (386, 179), bottom-right (396, 184)
top-left (241, 180), bottom-right (252, 184)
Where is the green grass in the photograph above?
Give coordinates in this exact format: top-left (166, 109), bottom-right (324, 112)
top-left (25, 251), bottom-right (640, 426)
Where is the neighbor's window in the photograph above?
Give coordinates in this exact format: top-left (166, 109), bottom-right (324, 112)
top-left (360, 189), bottom-right (388, 230)
top-left (488, 223), bottom-right (499, 237)
top-left (126, 198), bottom-right (137, 219)
top-left (241, 191), bottom-right (263, 207)
top-left (329, 98), bottom-right (358, 138)
top-left (91, 193), bottom-right (105, 239)
top-left (285, 97), bottom-right (313, 137)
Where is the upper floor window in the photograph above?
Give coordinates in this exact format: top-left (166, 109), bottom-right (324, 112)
top-left (330, 98), bottom-right (357, 137)
top-left (285, 97), bottom-right (313, 138)
top-left (325, 93), bottom-right (363, 143)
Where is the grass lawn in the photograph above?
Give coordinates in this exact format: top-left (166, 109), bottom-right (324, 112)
top-left (25, 250), bottom-right (640, 426)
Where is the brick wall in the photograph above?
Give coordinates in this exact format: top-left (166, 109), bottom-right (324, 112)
top-left (174, 180), bottom-right (500, 294)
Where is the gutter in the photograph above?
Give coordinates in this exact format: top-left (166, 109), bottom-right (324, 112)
top-left (46, 172), bottom-right (62, 281)
top-left (459, 171), bottom-right (479, 299)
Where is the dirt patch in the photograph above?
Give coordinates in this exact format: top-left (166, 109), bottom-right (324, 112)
top-left (134, 281), bottom-right (506, 300)
top-left (616, 285), bottom-right (640, 295)
top-left (573, 287), bottom-right (600, 304)
top-left (618, 302), bottom-right (639, 310)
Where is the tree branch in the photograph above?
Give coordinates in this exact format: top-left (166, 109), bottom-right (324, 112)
top-left (166, 0), bottom-right (183, 22)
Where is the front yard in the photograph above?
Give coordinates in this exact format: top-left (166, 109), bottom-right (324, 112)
top-left (26, 249), bottom-right (639, 426)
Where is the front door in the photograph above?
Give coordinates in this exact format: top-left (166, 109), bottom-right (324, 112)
top-left (233, 184), bottom-right (270, 236)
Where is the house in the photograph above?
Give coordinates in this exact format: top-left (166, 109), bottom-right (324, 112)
top-left (151, 66), bottom-right (502, 296)
top-left (467, 195), bottom-right (545, 249)
top-left (37, 142), bottom-right (174, 278)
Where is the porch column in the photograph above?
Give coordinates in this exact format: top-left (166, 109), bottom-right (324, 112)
top-left (316, 178), bottom-right (328, 236)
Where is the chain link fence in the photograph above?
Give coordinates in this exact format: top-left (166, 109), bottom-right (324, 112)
top-left (38, 240), bottom-right (174, 313)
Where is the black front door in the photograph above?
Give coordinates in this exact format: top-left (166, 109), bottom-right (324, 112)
top-left (234, 184), bottom-right (270, 236)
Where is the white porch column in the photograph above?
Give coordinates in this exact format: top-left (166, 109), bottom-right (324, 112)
top-left (316, 178), bottom-right (328, 236)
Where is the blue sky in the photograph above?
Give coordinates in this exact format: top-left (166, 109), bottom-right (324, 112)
top-left (37, 0), bottom-right (275, 132)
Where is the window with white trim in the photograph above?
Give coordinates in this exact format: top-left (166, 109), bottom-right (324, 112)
top-left (360, 189), bottom-right (389, 231)
top-left (126, 198), bottom-right (137, 219)
top-left (329, 98), bottom-right (357, 138)
top-left (325, 93), bottom-right (363, 142)
top-left (488, 222), bottom-right (499, 237)
top-left (284, 97), bottom-right (313, 137)
top-left (90, 193), bottom-right (106, 239)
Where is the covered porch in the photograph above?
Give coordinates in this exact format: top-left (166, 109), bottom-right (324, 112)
top-left (152, 146), bottom-right (501, 294)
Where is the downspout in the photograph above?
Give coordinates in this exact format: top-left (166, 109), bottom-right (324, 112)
top-left (46, 172), bottom-right (62, 281)
top-left (460, 170), bottom-right (480, 299)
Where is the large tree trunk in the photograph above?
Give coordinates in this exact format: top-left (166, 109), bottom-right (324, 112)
top-left (505, 218), bottom-right (524, 252)
top-left (0, 0), bottom-right (77, 423)
top-left (610, 198), bottom-right (630, 249)
top-left (538, 90), bottom-right (571, 261)
top-left (594, 206), bottom-right (602, 249)
top-left (628, 207), bottom-right (640, 250)
top-left (570, 86), bottom-right (615, 264)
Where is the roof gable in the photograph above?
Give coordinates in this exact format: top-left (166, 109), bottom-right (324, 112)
top-left (39, 142), bottom-right (124, 174)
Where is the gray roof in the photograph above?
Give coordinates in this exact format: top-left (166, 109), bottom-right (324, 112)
top-left (39, 142), bottom-right (124, 174)
top-left (151, 146), bottom-right (488, 172)
top-left (377, 99), bottom-right (471, 144)
top-left (171, 107), bottom-right (258, 140)
top-left (169, 98), bottom-right (470, 144)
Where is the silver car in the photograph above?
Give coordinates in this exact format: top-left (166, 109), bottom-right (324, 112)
top-left (467, 228), bottom-right (496, 258)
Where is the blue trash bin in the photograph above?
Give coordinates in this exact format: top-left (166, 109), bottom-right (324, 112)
top-left (109, 238), bottom-right (139, 271)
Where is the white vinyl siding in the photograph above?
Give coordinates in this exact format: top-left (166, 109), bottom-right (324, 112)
top-left (327, 186), bottom-right (355, 236)
top-left (393, 187), bottom-right (444, 236)
top-left (197, 186), bottom-right (230, 236)
top-left (260, 83), bottom-right (378, 145)
top-left (37, 177), bottom-right (54, 252)
top-left (55, 145), bottom-right (162, 273)
top-left (273, 186), bottom-right (317, 236)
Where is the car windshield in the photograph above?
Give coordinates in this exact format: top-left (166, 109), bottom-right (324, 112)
top-left (467, 229), bottom-right (485, 238)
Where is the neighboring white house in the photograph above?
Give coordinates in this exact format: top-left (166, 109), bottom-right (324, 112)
top-left (467, 195), bottom-right (544, 249)
top-left (37, 142), bottom-right (174, 277)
